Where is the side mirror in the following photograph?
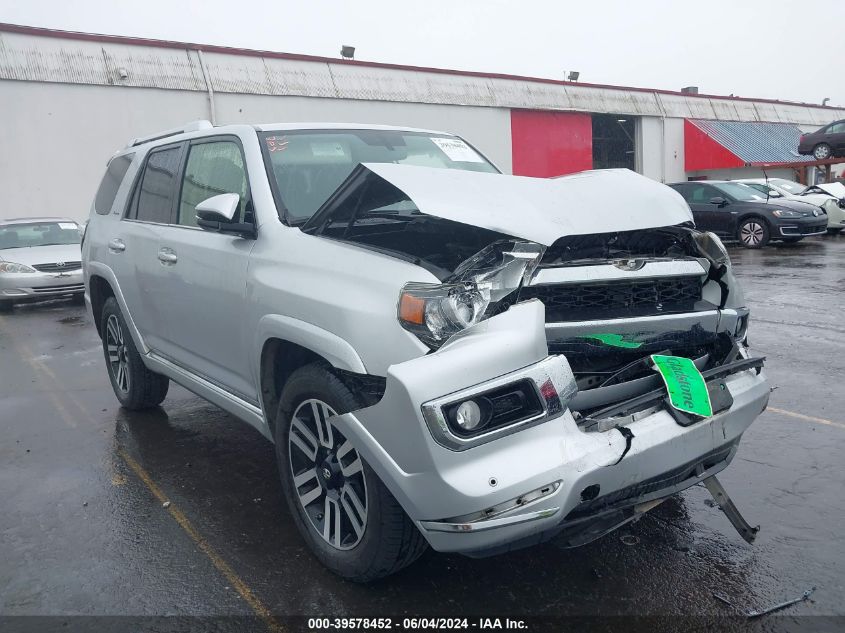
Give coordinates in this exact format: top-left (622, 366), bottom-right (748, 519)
top-left (195, 193), bottom-right (255, 238)
top-left (709, 196), bottom-right (728, 207)
top-left (196, 193), bottom-right (240, 223)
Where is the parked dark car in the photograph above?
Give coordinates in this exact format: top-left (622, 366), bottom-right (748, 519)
top-left (668, 181), bottom-right (827, 248)
top-left (798, 120), bottom-right (845, 160)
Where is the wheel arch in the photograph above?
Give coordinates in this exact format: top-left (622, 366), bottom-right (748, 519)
top-left (256, 315), bottom-right (369, 437)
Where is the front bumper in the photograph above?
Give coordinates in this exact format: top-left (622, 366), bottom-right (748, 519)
top-left (332, 300), bottom-right (770, 556)
top-left (0, 269), bottom-right (84, 302)
top-left (776, 217), bottom-right (827, 238)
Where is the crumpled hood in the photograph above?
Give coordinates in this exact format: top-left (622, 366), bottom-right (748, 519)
top-left (361, 164), bottom-right (693, 246)
top-left (0, 243), bottom-right (81, 266)
top-left (815, 182), bottom-right (845, 199)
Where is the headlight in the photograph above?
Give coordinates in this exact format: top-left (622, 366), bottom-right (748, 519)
top-left (692, 231), bottom-right (730, 267)
top-left (772, 209), bottom-right (802, 218)
top-left (398, 240), bottom-right (545, 349)
top-left (0, 262), bottom-right (37, 273)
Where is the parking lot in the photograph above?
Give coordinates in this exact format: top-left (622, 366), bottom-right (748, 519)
top-left (2, 235), bottom-right (844, 630)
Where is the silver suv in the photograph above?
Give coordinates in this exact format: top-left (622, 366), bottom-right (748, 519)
top-left (83, 120), bottom-right (770, 581)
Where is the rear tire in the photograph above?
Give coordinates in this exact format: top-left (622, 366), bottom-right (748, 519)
top-left (813, 143), bottom-right (832, 160)
top-left (275, 362), bottom-right (427, 582)
top-left (737, 218), bottom-right (770, 248)
top-left (101, 297), bottom-right (169, 409)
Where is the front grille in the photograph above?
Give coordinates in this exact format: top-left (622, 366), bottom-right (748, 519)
top-left (32, 261), bottom-right (82, 273)
top-left (520, 276), bottom-right (702, 321)
top-left (31, 283), bottom-right (84, 294)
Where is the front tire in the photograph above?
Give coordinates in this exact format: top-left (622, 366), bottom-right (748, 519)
top-left (813, 143), bottom-right (832, 160)
top-left (275, 362), bottom-right (427, 582)
top-left (738, 218), bottom-right (770, 248)
top-left (101, 297), bottom-right (169, 409)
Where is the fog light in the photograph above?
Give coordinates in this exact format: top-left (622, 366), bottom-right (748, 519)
top-left (455, 400), bottom-right (483, 431)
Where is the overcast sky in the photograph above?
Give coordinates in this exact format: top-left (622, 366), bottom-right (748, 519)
top-left (2, 0), bottom-right (844, 106)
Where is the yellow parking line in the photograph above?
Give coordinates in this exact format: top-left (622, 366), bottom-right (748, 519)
top-left (767, 406), bottom-right (845, 430)
top-left (119, 450), bottom-right (284, 633)
top-left (0, 315), bottom-right (283, 631)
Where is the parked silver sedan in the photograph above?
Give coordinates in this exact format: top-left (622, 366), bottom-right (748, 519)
top-left (0, 217), bottom-right (84, 311)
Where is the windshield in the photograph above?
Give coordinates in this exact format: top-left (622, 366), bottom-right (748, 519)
top-left (713, 182), bottom-right (768, 202)
top-left (771, 179), bottom-right (807, 195)
top-left (0, 221), bottom-right (80, 249)
top-left (260, 130), bottom-right (498, 222)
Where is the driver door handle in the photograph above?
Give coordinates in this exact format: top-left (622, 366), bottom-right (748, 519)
top-left (158, 248), bottom-right (178, 265)
top-left (108, 238), bottom-right (125, 253)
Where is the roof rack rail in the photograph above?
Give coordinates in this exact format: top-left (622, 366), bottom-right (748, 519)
top-left (127, 120), bottom-right (213, 148)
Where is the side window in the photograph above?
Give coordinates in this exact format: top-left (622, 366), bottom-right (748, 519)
top-left (671, 184), bottom-right (691, 202)
top-left (689, 184), bottom-right (713, 204)
top-left (829, 122), bottom-right (845, 134)
top-left (95, 154), bottom-right (133, 215)
top-left (134, 147), bottom-right (182, 223)
top-left (178, 141), bottom-right (248, 227)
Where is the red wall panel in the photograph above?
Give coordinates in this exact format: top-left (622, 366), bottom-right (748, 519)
top-left (511, 110), bottom-right (593, 177)
top-left (684, 119), bottom-right (744, 171)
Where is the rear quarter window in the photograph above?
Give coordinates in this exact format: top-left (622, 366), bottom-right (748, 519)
top-left (94, 154), bottom-right (134, 215)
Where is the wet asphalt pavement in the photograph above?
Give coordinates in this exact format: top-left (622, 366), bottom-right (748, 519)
top-left (1, 235), bottom-right (844, 630)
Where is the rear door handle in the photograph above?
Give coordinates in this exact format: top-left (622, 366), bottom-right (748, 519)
top-left (108, 238), bottom-right (126, 253)
top-left (157, 248), bottom-right (178, 265)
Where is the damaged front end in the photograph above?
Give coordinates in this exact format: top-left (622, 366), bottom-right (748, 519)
top-left (313, 164), bottom-right (770, 555)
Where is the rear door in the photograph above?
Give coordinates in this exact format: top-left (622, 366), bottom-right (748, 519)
top-left (113, 143), bottom-right (185, 352)
top-left (153, 136), bottom-right (257, 403)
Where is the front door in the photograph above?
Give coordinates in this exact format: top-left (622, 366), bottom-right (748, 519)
top-left (685, 183), bottom-right (735, 237)
top-left (153, 137), bottom-right (258, 404)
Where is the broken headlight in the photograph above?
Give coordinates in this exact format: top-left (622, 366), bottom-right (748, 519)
top-left (693, 231), bottom-right (730, 267)
top-left (398, 240), bottom-right (545, 349)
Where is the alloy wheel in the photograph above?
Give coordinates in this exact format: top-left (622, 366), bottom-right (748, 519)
top-left (814, 144), bottom-right (831, 160)
top-left (740, 222), bottom-right (765, 246)
top-left (288, 399), bottom-right (368, 550)
top-left (105, 314), bottom-right (130, 393)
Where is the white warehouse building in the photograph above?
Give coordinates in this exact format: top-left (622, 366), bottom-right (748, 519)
top-left (1, 23), bottom-right (844, 222)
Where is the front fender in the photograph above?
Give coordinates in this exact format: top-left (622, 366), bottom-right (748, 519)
top-left (254, 313), bottom-right (368, 378)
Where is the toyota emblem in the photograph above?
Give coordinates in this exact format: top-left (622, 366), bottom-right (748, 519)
top-left (56, 261), bottom-right (65, 267)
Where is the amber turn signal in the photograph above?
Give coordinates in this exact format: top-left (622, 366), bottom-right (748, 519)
top-left (398, 293), bottom-right (426, 325)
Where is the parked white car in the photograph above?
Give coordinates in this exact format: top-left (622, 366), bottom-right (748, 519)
top-left (83, 121), bottom-right (769, 581)
top-left (738, 178), bottom-right (845, 234)
top-left (0, 217), bottom-right (84, 311)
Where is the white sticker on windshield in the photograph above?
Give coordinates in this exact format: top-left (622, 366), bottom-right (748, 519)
top-left (310, 141), bottom-right (347, 158)
top-left (430, 137), bottom-right (485, 163)
top-left (58, 222), bottom-right (78, 230)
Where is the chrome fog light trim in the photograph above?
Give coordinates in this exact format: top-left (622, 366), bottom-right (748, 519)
top-left (420, 355), bottom-right (577, 451)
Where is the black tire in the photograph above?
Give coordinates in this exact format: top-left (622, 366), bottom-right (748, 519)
top-left (737, 217), bottom-right (770, 248)
top-left (813, 143), bottom-right (832, 161)
top-left (101, 296), bottom-right (169, 409)
top-left (828, 228), bottom-right (843, 235)
top-left (0, 300), bottom-right (12, 312)
top-left (275, 362), bottom-right (427, 582)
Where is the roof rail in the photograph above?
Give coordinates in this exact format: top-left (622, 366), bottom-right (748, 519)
top-left (127, 120), bottom-right (213, 147)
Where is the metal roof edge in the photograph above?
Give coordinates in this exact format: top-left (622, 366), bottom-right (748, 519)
top-left (1, 21), bottom-right (841, 113)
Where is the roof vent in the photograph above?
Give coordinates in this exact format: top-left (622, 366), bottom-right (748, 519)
top-left (681, 86), bottom-right (699, 95)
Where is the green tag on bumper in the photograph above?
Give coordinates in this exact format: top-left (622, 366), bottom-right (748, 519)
top-left (650, 354), bottom-right (713, 417)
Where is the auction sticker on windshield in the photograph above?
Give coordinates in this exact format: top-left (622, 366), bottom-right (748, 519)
top-left (430, 137), bottom-right (485, 163)
top-left (650, 354), bottom-right (712, 417)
